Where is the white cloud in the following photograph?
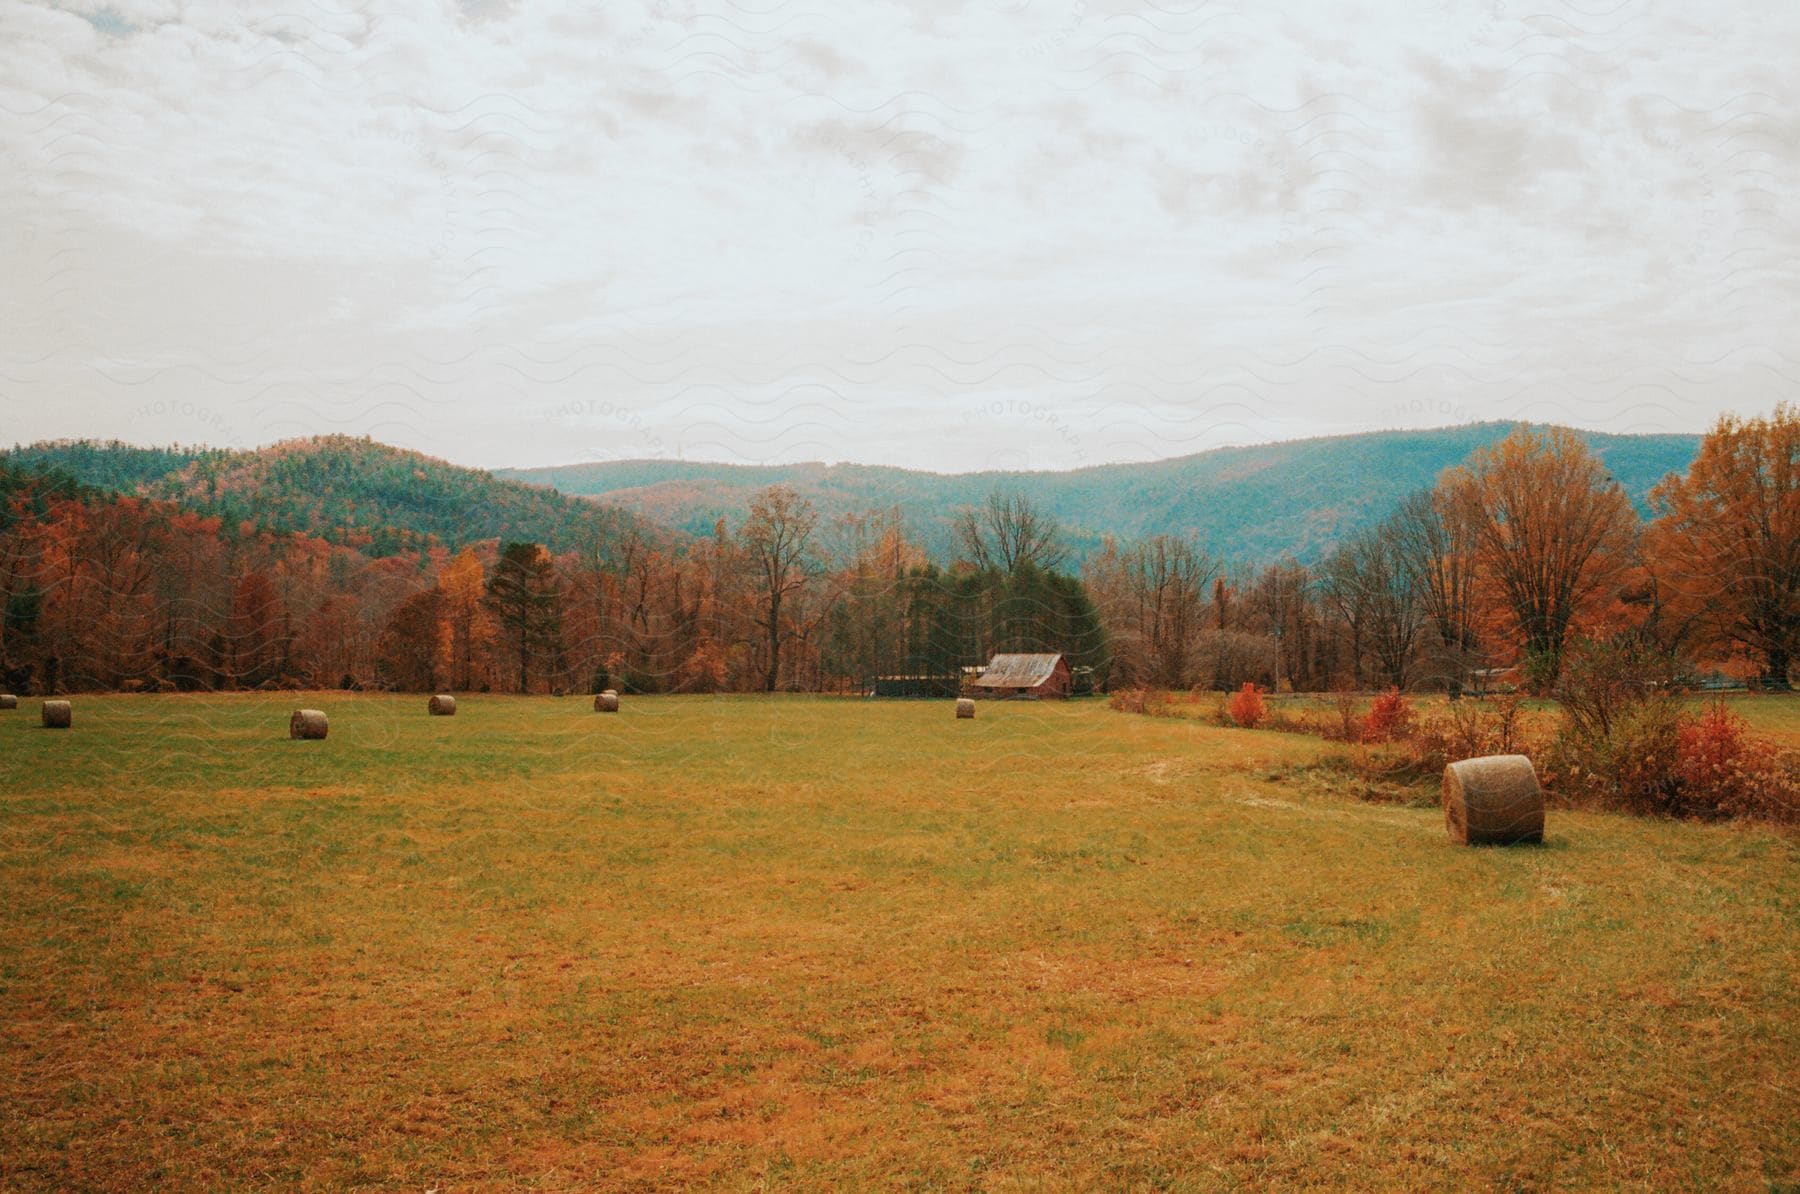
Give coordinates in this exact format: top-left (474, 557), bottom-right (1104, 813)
top-left (1, 0), bottom-right (1795, 470)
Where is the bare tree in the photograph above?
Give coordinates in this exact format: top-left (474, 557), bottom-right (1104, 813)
top-left (1123, 534), bottom-right (1218, 687)
top-left (1318, 540), bottom-right (1374, 688)
top-left (954, 489), bottom-right (1068, 574)
top-left (1362, 522), bottom-right (1425, 689)
top-left (1391, 488), bottom-right (1481, 693)
top-left (738, 485), bottom-right (820, 692)
top-left (1248, 559), bottom-right (1316, 691)
top-left (1321, 523), bottom-right (1425, 690)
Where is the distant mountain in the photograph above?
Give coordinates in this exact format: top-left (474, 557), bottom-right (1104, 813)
top-left (7, 425), bottom-right (1702, 566)
top-left (499, 424), bottom-right (1701, 564)
top-left (2, 436), bottom-right (648, 557)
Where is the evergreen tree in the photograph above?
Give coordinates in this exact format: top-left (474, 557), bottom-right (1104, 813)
top-left (485, 542), bottom-right (563, 693)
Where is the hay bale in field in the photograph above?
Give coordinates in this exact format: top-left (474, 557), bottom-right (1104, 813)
top-left (0, 693), bottom-right (17, 710)
top-left (595, 690), bottom-right (619, 713)
top-left (955, 697), bottom-right (975, 719)
top-left (41, 700), bottom-right (71, 729)
top-left (428, 694), bottom-right (456, 716)
top-left (1442, 755), bottom-right (1543, 845)
top-left (289, 708), bottom-right (328, 740)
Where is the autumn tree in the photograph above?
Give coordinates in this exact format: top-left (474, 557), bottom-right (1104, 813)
top-left (69, 497), bottom-right (162, 686)
top-left (376, 587), bottom-right (446, 691)
top-left (738, 486), bottom-right (819, 692)
top-left (484, 542), bottom-right (563, 693)
top-left (0, 468), bottom-right (67, 692)
top-left (822, 507), bottom-right (926, 688)
top-left (1438, 426), bottom-right (1638, 688)
top-left (438, 547), bottom-right (490, 690)
top-left (149, 511), bottom-right (229, 690)
top-left (1647, 405), bottom-right (1799, 688)
top-left (226, 571), bottom-right (287, 688)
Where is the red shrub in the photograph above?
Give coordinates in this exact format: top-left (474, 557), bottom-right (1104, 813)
top-left (1676, 702), bottom-right (1798, 821)
top-left (1677, 702), bottom-right (1749, 788)
top-left (1228, 682), bottom-right (1267, 729)
top-left (1362, 688), bottom-right (1416, 742)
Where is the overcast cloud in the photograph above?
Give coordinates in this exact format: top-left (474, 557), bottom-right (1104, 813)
top-left (2, 0), bottom-right (1795, 472)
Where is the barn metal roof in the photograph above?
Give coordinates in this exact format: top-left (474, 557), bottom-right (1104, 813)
top-left (973, 653), bottom-right (1065, 688)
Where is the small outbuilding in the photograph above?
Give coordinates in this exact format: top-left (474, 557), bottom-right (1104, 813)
top-left (972, 653), bottom-right (1072, 699)
top-left (1467, 666), bottom-right (1522, 696)
top-left (870, 673), bottom-right (960, 698)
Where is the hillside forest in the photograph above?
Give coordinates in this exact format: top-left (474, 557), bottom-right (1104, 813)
top-left (0, 413), bottom-right (1794, 700)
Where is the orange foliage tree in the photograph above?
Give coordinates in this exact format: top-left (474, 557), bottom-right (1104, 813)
top-left (437, 547), bottom-right (492, 690)
top-left (1228, 682), bottom-right (1266, 728)
top-left (1647, 405), bottom-right (1798, 689)
top-left (1438, 426), bottom-right (1639, 688)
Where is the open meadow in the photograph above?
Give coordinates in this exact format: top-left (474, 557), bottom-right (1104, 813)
top-left (1, 694), bottom-right (1796, 1189)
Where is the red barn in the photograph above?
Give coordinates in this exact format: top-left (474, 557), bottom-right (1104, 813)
top-left (972, 653), bottom-right (1071, 699)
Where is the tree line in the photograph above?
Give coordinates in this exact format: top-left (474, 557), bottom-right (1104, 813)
top-left (1090, 411), bottom-right (1796, 694)
top-left (0, 410), bottom-right (1792, 696)
top-left (0, 467), bottom-right (1105, 696)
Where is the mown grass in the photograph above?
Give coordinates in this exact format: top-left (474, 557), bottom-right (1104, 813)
top-left (0, 693), bottom-right (1795, 1189)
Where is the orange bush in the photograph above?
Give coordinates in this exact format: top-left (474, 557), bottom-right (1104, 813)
top-left (1108, 688), bottom-right (1149, 715)
top-left (1228, 682), bottom-right (1267, 729)
top-left (1361, 688), bottom-right (1416, 742)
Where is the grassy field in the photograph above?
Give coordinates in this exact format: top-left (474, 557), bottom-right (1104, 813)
top-left (1719, 694), bottom-right (1800, 748)
top-left (1, 694), bottom-right (1795, 1190)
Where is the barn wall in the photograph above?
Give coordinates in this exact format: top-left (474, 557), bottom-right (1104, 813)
top-left (1028, 660), bottom-right (1073, 699)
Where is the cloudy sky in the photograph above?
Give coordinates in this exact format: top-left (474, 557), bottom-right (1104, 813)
top-left (2, 0), bottom-right (1795, 472)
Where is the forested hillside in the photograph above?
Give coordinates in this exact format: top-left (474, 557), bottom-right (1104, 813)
top-left (9, 424), bottom-right (1700, 564)
top-left (501, 424), bottom-right (1700, 563)
top-left (1, 437), bottom-right (648, 556)
top-left (0, 416), bottom-right (1789, 703)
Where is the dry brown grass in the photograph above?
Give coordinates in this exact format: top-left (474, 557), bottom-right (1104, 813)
top-left (0, 693), bottom-right (1794, 1189)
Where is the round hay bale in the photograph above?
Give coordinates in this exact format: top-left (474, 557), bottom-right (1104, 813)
top-left (955, 697), bottom-right (975, 719)
top-left (41, 699), bottom-right (71, 729)
top-left (1443, 754), bottom-right (1543, 845)
top-left (595, 691), bottom-right (619, 713)
top-left (428, 694), bottom-right (456, 716)
top-left (289, 709), bottom-right (329, 740)
top-left (0, 693), bottom-right (17, 710)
